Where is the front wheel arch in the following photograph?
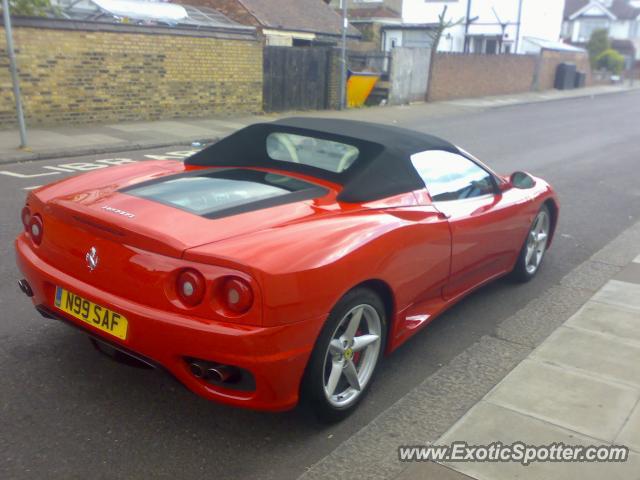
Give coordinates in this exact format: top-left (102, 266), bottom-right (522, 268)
top-left (543, 198), bottom-right (559, 247)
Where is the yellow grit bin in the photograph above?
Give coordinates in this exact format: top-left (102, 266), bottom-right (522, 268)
top-left (346, 72), bottom-right (380, 108)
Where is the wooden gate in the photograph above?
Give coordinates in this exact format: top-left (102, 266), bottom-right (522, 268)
top-left (263, 46), bottom-right (330, 113)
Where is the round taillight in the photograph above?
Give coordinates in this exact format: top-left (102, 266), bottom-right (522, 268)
top-left (221, 277), bottom-right (253, 314)
top-left (28, 215), bottom-right (43, 245)
top-left (21, 207), bottom-right (31, 230)
top-left (176, 269), bottom-right (205, 306)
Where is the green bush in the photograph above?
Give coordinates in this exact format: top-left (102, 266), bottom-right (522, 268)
top-left (587, 29), bottom-right (610, 67)
top-left (595, 49), bottom-right (625, 75)
top-left (1, 0), bottom-right (52, 17)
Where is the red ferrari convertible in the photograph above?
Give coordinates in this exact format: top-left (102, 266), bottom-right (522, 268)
top-left (16, 118), bottom-right (558, 420)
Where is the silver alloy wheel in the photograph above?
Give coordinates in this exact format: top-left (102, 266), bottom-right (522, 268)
top-left (322, 304), bottom-right (382, 408)
top-left (525, 210), bottom-right (550, 274)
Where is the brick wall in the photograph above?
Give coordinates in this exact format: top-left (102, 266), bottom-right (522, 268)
top-left (535, 50), bottom-right (592, 90)
top-left (0, 19), bottom-right (262, 128)
top-left (428, 53), bottom-right (538, 102)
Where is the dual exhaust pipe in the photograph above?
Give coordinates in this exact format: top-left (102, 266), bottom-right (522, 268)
top-left (189, 360), bottom-right (239, 384)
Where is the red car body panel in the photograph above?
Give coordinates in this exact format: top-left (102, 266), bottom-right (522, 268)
top-left (16, 148), bottom-right (559, 412)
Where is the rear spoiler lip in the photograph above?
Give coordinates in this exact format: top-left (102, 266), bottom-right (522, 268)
top-left (45, 198), bottom-right (188, 259)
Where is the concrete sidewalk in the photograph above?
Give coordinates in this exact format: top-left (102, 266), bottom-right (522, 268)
top-left (299, 220), bottom-right (640, 480)
top-left (398, 257), bottom-right (640, 480)
top-left (1, 84), bottom-right (637, 165)
top-left (0, 114), bottom-right (258, 165)
top-left (442, 83), bottom-right (638, 108)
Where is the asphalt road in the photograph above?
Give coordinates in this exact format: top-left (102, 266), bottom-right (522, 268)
top-left (2, 91), bottom-right (640, 480)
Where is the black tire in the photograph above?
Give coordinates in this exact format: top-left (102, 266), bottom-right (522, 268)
top-left (301, 287), bottom-right (387, 423)
top-left (511, 204), bottom-right (551, 283)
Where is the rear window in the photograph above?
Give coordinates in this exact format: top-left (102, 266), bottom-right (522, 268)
top-left (266, 133), bottom-right (359, 173)
top-left (124, 169), bottom-right (327, 218)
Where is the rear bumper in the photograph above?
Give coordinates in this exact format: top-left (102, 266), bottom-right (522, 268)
top-left (15, 235), bottom-right (322, 412)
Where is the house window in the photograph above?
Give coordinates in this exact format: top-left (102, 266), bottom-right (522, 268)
top-left (578, 18), bottom-right (610, 42)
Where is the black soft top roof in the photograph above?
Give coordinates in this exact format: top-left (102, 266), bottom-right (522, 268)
top-left (186, 117), bottom-right (459, 202)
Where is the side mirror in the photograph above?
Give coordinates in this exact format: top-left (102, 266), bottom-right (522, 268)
top-left (500, 171), bottom-right (536, 191)
top-left (510, 171), bottom-right (536, 189)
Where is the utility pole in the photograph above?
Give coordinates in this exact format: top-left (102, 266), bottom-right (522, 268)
top-left (2, 0), bottom-right (27, 148)
top-left (340, 0), bottom-right (348, 109)
top-left (515, 0), bottom-right (524, 54)
top-left (463, 0), bottom-right (472, 53)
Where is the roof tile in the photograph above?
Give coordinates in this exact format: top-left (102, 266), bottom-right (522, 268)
top-left (237, 0), bottom-right (359, 36)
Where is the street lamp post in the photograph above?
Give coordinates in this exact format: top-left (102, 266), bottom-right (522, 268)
top-left (2, 0), bottom-right (28, 148)
top-left (340, 0), bottom-right (348, 110)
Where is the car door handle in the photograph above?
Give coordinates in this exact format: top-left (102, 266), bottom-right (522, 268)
top-left (437, 211), bottom-right (451, 219)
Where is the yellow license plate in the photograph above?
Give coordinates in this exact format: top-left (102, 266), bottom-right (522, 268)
top-left (54, 286), bottom-right (128, 340)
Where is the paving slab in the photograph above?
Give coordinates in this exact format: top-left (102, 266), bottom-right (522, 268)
top-left (591, 280), bottom-right (640, 311)
top-left (565, 301), bottom-right (640, 343)
top-left (109, 120), bottom-right (217, 137)
top-left (299, 336), bottom-right (530, 480)
top-left (531, 326), bottom-right (640, 387)
top-left (0, 130), bottom-right (125, 150)
top-left (395, 461), bottom-right (475, 480)
top-left (193, 118), bottom-right (254, 130)
top-left (485, 359), bottom-right (640, 442)
top-left (591, 222), bottom-right (640, 267)
top-left (438, 401), bottom-right (640, 480)
top-left (615, 402), bottom-right (640, 453)
top-left (69, 133), bottom-right (128, 146)
top-left (613, 262), bottom-right (640, 285)
top-left (99, 129), bottom-right (167, 143)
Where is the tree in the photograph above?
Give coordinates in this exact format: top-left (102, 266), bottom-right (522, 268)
top-left (425, 6), bottom-right (465, 101)
top-left (1, 0), bottom-right (52, 17)
top-left (595, 48), bottom-right (625, 75)
top-left (586, 29), bottom-right (610, 67)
